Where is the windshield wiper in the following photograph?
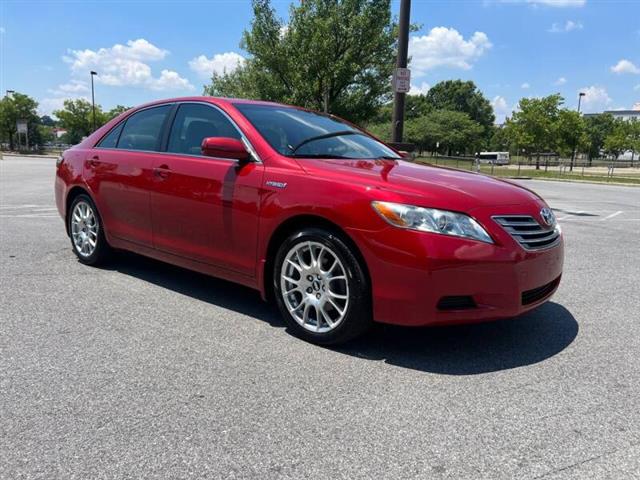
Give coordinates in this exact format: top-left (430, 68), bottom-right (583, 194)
top-left (288, 130), bottom-right (361, 155)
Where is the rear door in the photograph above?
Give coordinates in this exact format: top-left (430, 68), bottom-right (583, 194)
top-left (149, 102), bottom-right (264, 276)
top-left (86, 104), bottom-right (172, 247)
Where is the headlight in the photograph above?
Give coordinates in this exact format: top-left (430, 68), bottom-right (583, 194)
top-left (371, 201), bottom-right (493, 244)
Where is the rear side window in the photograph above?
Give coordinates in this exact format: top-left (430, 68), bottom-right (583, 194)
top-left (167, 103), bottom-right (241, 156)
top-left (97, 122), bottom-right (124, 149)
top-left (117, 105), bottom-right (171, 152)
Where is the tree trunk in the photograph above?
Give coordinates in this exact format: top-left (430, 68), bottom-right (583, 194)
top-left (536, 153), bottom-right (540, 170)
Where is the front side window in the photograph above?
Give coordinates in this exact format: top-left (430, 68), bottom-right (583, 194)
top-left (117, 105), bottom-right (171, 152)
top-left (167, 103), bottom-right (241, 156)
top-left (234, 103), bottom-right (400, 160)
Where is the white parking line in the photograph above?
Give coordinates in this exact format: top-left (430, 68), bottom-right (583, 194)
top-left (0, 204), bottom-right (51, 209)
top-left (601, 211), bottom-right (623, 221)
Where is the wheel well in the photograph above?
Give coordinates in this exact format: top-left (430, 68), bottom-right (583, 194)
top-left (64, 186), bottom-right (90, 235)
top-left (263, 215), bottom-right (371, 303)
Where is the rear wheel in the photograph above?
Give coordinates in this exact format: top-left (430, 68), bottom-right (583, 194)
top-left (68, 194), bottom-right (110, 265)
top-left (273, 227), bottom-right (371, 345)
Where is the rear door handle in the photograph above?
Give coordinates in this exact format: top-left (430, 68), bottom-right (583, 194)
top-left (153, 164), bottom-right (171, 180)
top-left (88, 155), bottom-right (100, 167)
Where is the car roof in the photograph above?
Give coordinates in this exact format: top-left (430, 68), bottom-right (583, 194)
top-left (133, 96), bottom-right (291, 110)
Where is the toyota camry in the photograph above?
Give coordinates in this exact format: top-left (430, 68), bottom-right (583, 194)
top-left (55, 97), bottom-right (564, 344)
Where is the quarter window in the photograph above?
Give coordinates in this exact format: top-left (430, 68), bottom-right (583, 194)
top-left (167, 103), bottom-right (241, 156)
top-left (117, 105), bottom-right (171, 152)
top-left (97, 122), bottom-right (124, 149)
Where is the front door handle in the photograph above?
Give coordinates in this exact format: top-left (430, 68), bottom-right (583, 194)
top-left (153, 164), bottom-right (171, 180)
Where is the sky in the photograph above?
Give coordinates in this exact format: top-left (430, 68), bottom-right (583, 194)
top-left (1, 0), bottom-right (639, 123)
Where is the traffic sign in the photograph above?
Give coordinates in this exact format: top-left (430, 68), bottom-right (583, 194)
top-left (392, 68), bottom-right (411, 93)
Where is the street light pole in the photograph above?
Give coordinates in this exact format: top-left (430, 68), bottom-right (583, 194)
top-left (391, 0), bottom-right (411, 144)
top-left (570, 92), bottom-right (586, 172)
top-left (90, 71), bottom-right (98, 131)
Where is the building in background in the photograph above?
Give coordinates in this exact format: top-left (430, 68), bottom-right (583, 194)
top-left (585, 102), bottom-right (640, 121)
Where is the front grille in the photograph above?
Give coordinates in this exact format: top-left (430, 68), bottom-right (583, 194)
top-left (521, 276), bottom-right (561, 305)
top-left (437, 295), bottom-right (476, 311)
top-left (492, 215), bottom-right (560, 251)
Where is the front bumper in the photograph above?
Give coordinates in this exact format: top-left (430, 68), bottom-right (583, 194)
top-left (347, 203), bottom-right (564, 327)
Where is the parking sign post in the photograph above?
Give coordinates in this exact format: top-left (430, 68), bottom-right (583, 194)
top-left (391, 0), bottom-right (411, 144)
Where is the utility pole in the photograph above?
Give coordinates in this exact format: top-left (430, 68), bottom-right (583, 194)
top-left (90, 71), bottom-right (98, 131)
top-left (570, 92), bottom-right (585, 171)
top-left (391, 0), bottom-right (411, 145)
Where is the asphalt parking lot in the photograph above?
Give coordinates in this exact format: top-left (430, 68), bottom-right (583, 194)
top-left (1, 156), bottom-right (639, 479)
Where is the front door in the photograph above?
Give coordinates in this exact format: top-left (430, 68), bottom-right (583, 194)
top-left (150, 103), bottom-right (264, 277)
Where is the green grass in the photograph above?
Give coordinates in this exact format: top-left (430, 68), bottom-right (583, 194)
top-left (416, 157), bottom-right (640, 186)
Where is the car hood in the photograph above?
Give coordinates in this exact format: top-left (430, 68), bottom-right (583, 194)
top-left (298, 158), bottom-right (542, 211)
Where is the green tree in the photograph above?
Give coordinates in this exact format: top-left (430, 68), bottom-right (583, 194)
top-left (53, 99), bottom-right (108, 144)
top-left (488, 125), bottom-right (511, 152)
top-left (38, 125), bottom-right (56, 144)
top-left (423, 80), bottom-right (495, 137)
top-left (506, 94), bottom-right (563, 169)
top-left (627, 119), bottom-right (640, 165)
top-left (0, 92), bottom-right (41, 150)
top-left (405, 110), bottom-right (483, 156)
top-left (584, 113), bottom-right (615, 162)
top-left (204, 0), bottom-right (397, 123)
top-left (556, 109), bottom-right (588, 170)
top-left (40, 115), bottom-right (57, 127)
top-left (106, 105), bottom-right (131, 121)
top-left (604, 119), bottom-right (632, 160)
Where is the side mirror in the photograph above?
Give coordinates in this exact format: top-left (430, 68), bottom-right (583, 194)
top-left (201, 137), bottom-right (250, 162)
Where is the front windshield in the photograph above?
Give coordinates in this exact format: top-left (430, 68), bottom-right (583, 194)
top-left (234, 103), bottom-right (400, 160)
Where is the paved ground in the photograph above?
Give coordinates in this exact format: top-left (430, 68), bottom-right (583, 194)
top-left (1, 156), bottom-right (639, 479)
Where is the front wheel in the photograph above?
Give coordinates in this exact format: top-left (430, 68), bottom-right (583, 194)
top-left (68, 194), bottom-right (111, 266)
top-left (273, 227), bottom-right (372, 345)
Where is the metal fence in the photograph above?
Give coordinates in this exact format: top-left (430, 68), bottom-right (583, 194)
top-left (417, 155), bottom-right (640, 185)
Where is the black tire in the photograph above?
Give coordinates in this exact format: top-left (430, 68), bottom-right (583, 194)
top-left (273, 227), bottom-right (372, 345)
top-left (67, 193), bottom-right (111, 266)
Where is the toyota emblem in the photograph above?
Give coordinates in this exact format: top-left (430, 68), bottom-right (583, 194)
top-left (540, 207), bottom-right (556, 227)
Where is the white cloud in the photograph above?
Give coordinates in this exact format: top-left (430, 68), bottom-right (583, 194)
top-left (554, 76), bottom-right (567, 85)
top-left (492, 95), bottom-right (512, 123)
top-left (634, 84), bottom-right (640, 91)
top-left (610, 59), bottom-right (640, 75)
top-left (63, 38), bottom-right (193, 91)
top-left (579, 86), bottom-right (612, 113)
top-left (149, 70), bottom-right (194, 91)
top-left (0, 26), bottom-right (5, 34)
top-left (408, 82), bottom-right (431, 96)
top-left (521, 82), bottom-right (530, 89)
top-left (50, 80), bottom-right (90, 95)
top-left (188, 52), bottom-right (245, 79)
top-left (549, 20), bottom-right (583, 32)
top-left (409, 27), bottom-right (492, 75)
top-left (40, 81), bottom-right (92, 115)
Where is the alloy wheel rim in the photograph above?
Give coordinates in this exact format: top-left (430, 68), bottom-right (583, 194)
top-left (71, 201), bottom-right (98, 257)
top-left (280, 241), bottom-right (349, 333)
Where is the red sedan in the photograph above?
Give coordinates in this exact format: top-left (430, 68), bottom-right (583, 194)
top-left (55, 97), bottom-right (563, 344)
